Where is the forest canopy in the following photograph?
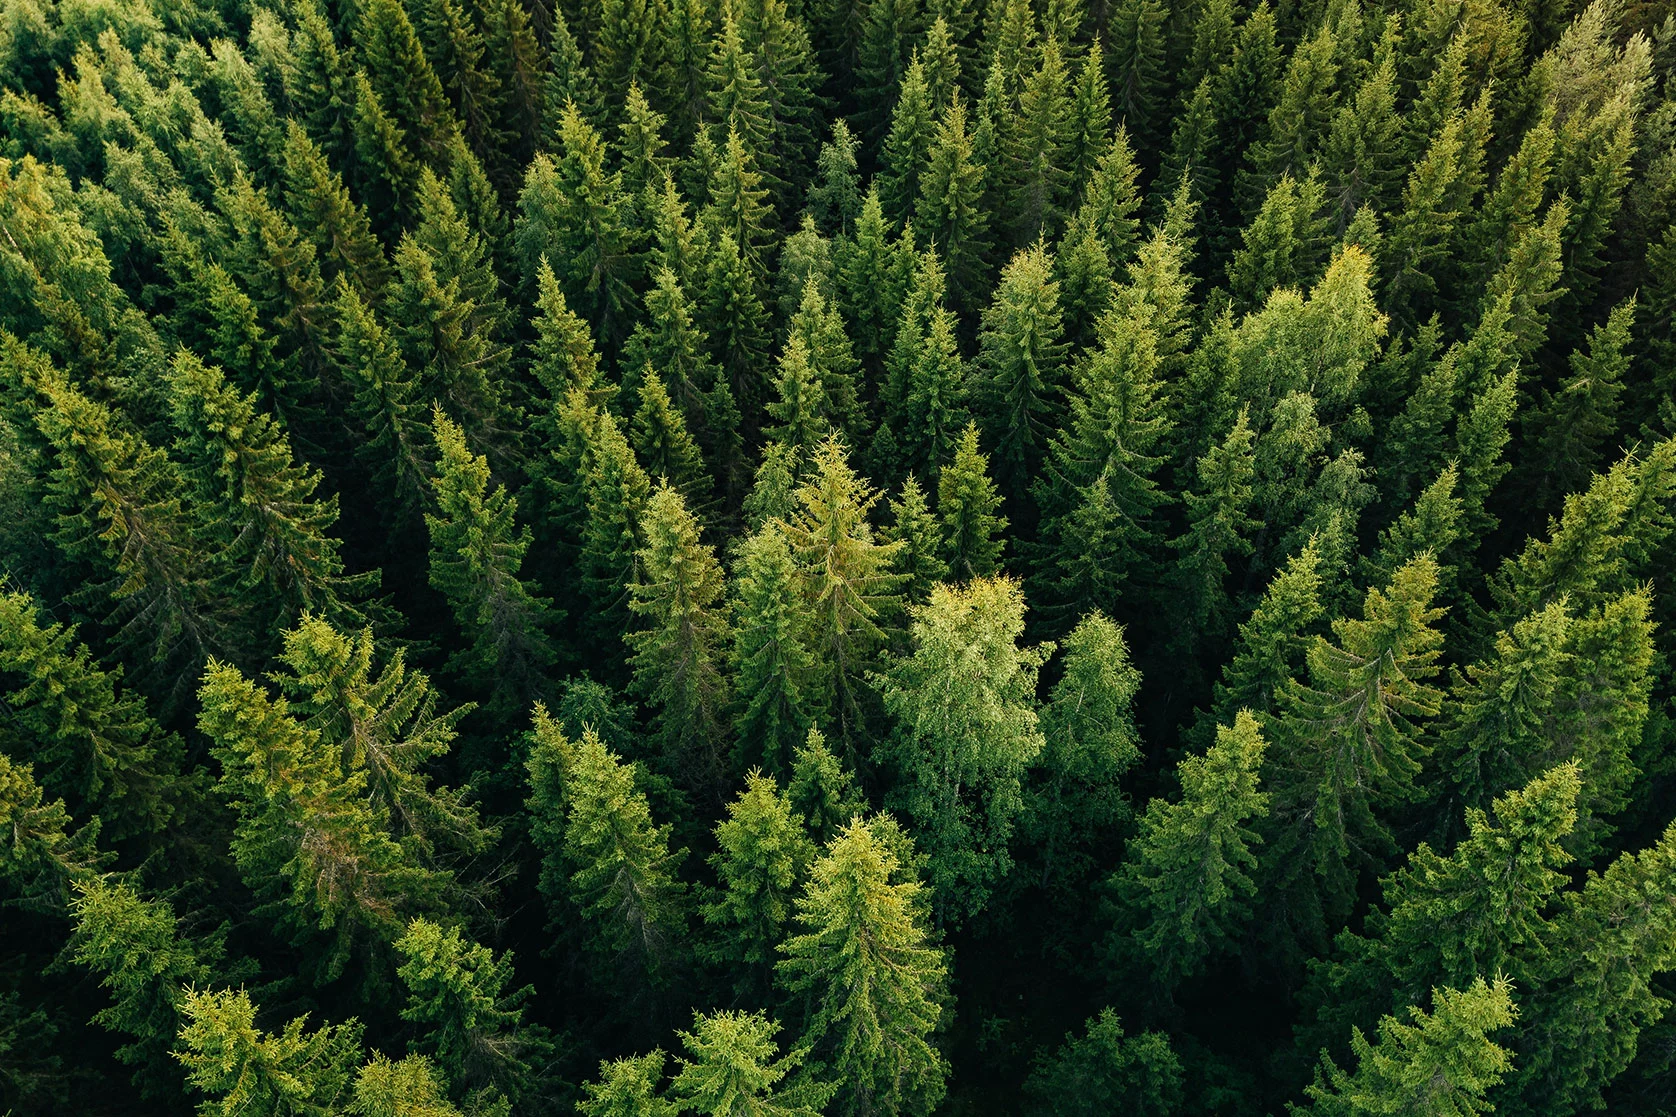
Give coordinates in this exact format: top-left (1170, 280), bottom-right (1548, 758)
top-left (0, 0), bottom-right (1674, 1111)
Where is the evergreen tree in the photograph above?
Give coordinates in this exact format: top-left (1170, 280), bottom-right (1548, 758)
top-left (356, 0), bottom-right (458, 169)
top-left (782, 436), bottom-right (905, 750)
top-left (884, 474), bottom-right (948, 605)
top-left (281, 121), bottom-right (389, 299)
top-left (1020, 611), bottom-right (1141, 899)
top-left (627, 484), bottom-right (731, 786)
top-left (0, 590), bottom-right (183, 842)
top-left (787, 281), bottom-right (863, 439)
top-left (0, 751), bottom-right (102, 908)
top-left (876, 576), bottom-right (1048, 922)
top-left (198, 661), bottom-right (447, 982)
top-left (1004, 35), bottom-right (1074, 243)
top-left (351, 1054), bottom-right (465, 1117)
top-left (975, 243), bottom-right (1066, 499)
top-left (701, 771), bottom-right (817, 996)
top-left (807, 119), bottom-right (863, 236)
top-left (633, 373), bottom-right (712, 504)
top-left (1021, 1010), bottom-right (1180, 1117)
top-left (425, 410), bottom-right (557, 717)
top-left (937, 424), bottom-right (1007, 579)
top-left (786, 728), bottom-right (865, 843)
top-left (1208, 539), bottom-right (1325, 725)
top-left (765, 334), bottom-right (830, 453)
top-left (580, 410), bottom-right (655, 651)
top-left (731, 523), bottom-right (817, 777)
top-left (915, 94), bottom-right (991, 308)
top-left (1522, 296), bottom-right (1634, 510)
top-left (578, 1051), bottom-right (676, 1117)
top-left (1169, 409), bottom-right (1259, 647)
top-left (704, 229), bottom-right (774, 422)
top-left (167, 352), bottom-right (365, 637)
top-left (66, 878), bottom-right (215, 1097)
top-left (900, 308), bottom-right (970, 480)
top-left (395, 918), bottom-right (549, 1105)
top-left (559, 726), bottom-right (689, 986)
top-left (670, 1010), bottom-right (831, 1117)
top-left (879, 55), bottom-right (936, 227)
top-left (1108, 711), bottom-right (1268, 987)
top-left (776, 817), bottom-right (947, 1117)
top-left (1293, 979), bottom-right (1515, 1117)
top-left (176, 987), bottom-right (363, 1117)
top-left (274, 615), bottom-right (489, 856)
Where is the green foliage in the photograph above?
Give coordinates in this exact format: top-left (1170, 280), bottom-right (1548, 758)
top-left (177, 987), bottom-right (364, 1117)
top-left (670, 1009), bottom-right (831, 1117)
top-left (1022, 1009), bottom-right (1181, 1117)
top-left (877, 576), bottom-right (1048, 922)
top-left (702, 771), bottom-right (816, 993)
top-left (777, 817), bottom-right (947, 1117)
top-left (730, 523), bottom-right (816, 776)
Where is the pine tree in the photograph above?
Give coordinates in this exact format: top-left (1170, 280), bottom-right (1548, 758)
top-left (356, 0), bottom-right (458, 169)
top-left (782, 436), bottom-right (906, 750)
top-left (274, 614), bottom-right (489, 857)
top-left (518, 107), bottom-right (637, 346)
top-left (625, 267), bottom-right (737, 468)
top-left (167, 352), bottom-right (365, 637)
top-left (1267, 557), bottom-right (1446, 926)
top-left (560, 727), bottom-right (689, 986)
top-left (0, 589), bottom-right (184, 842)
top-left (731, 523), bottom-right (817, 777)
top-left (395, 917), bottom-right (550, 1104)
top-left (787, 281), bottom-right (863, 439)
top-left (1108, 711), bottom-right (1268, 986)
top-left (1105, 0), bottom-right (1167, 147)
top-left (937, 424), bottom-right (1007, 579)
top-left (281, 121), bottom-right (389, 299)
top-left (776, 817), bottom-right (947, 1117)
top-left (1021, 1010), bottom-right (1181, 1117)
top-left (1020, 611), bottom-right (1141, 899)
top-left (1208, 539), bottom-right (1324, 725)
top-left (351, 1054), bottom-right (465, 1117)
top-left (704, 228), bottom-right (774, 422)
top-left (580, 410), bottom-right (655, 652)
top-left (619, 83), bottom-right (676, 203)
top-left (702, 771), bottom-right (817, 996)
top-left (198, 661), bottom-right (447, 981)
top-left (915, 94), bottom-right (991, 309)
top-left (808, 119), bottom-right (863, 236)
top-left (1293, 978), bottom-right (1515, 1117)
top-left (627, 484), bottom-right (731, 786)
top-left (541, 10), bottom-right (606, 131)
top-left (976, 243), bottom-right (1066, 499)
top-left (425, 409), bottom-right (557, 717)
top-left (879, 54), bottom-right (936, 227)
top-left (1362, 466), bottom-right (1463, 596)
top-left (766, 334), bottom-right (830, 453)
top-left (706, 124), bottom-right (776, 285)
top-left (1227, 172), bottom-right (1331, 314)
top-left (877, 576), bottom-right (1047, 922)
top-left (530, 257), bottom-right (605, 405)
top-left (592, 0), bottom-right (670, 115)
top-left (66, 878), bottom-right (215, 1097)
top-left (0, 751), bottom-right (102, 909)
top-left (671, 1010), bottom-right (831, 1117)
top-left (177, 988), bottom-right (363, 1117)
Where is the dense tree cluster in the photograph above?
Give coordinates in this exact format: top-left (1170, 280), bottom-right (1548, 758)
top-left (0, 0), bottom-right (1673, 1111)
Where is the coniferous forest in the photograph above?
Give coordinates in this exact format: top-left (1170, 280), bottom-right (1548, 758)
top-left (1, 0), bottom-right (1676, 1107)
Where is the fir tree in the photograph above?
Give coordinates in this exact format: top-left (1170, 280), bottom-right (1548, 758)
top-left (782, 436), bottom-right (905, 750)
top-left (627, 484), bottom-right (731, 786)
top-left (884, 474), bottom-right (948, 605)
top-left (879, 54), bottom-right (937, 227)
top-left (900, 308), bottom-right (970, 480)
top-left (351, 1054), bottom-right (465, 1117)
top-left (876, 576), bottom-right (1048, 922)
top-left (0, 751), bottom-right (102, 908)
top-left (777, 817), bottom-right (947, 1117)
top-left (766, 334), bottom-right (830, 454)
top-left (671, 1010), bottom-right (831, 1117)
top-left (580, 410), bottom-right (655, 651)
top-left (807, 119), bottom-right (864, 236)
top-left (0, 589), bottom-right (184, 842)
top-left (1108, 710), bottom-right (1268, 987)
top-left (633, 373), bottom-right (712, 504)
top-left (787, 281), bottom-right (863, 439)
top-left (1004, 35), bottom-right (1074, 243)
top-left (915, 94), bottom-right (991, 308)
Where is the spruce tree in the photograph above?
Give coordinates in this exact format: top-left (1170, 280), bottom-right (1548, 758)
top-left (351, 1054), bottom-right (465, 1117)
top-left (626, 484), bottom-right (731, 787)
top-left (730, 523), bottom-right (816, 777)
top-left (176, 987), bottom-right (363, 1117)
top-left (0, 589), bottom-right (184, 842)
top-left (1108, 711), bottom-right (1269, 988)
top-left (1169, 409), bottom-right (1259, 647)
top-left (876, 576), bottom-right (1048, 922)
top-left (787, 281), bottom-right (863, 439)
top-left (765, 334), bottom-right (831, 454)
top-left (900, 307), bottom-right (970, 480)
top-left (1522, 296), bottom-right (1634, 510)
top-left (1004, 35), bottom-right (1074, 243)
top-left (701, 771), bottom-right (817, 997)
top-left (0, 751), bottom-right (102, 909)
top-left (580, 410), bottom-right (655, 652)
top-left (884, 474), bottom-right (948, 605)
top-left (1020, 611), bottom-right (1141, 899)
top-left (915, 94), bottom-right (991, 308)
top-left (776, 817), bottom-right (947, 1117)
top-left (670, 1010), bottom-right (831, 1117)
top-left (559, 727), bottom-right (689, 987)
top-left (632, 373), bottom-right (713, 504)
top-left (879, 55), bottom-right (936, 226)
top-left (425, 409), bottom-right (557, 716)
top-left (281, 121), bottom-right (389, 299)
top-left (1293, 979), bottom-right (1515, 1117)
top-left (1022, 1010), bottom-right (1180, 1117)
top-left (198, 660), bottom-right (447, 982)
top-left (394, 917), bottom-right (550, 1105)
top-left (937, 423), bottom-right (1007, 580)
top-left (975, 243), bottom-right (1066, 499)
top-left (167, 352), bottom-right (365, 637)
top-left (782, 436), bottom-right (905, 750)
